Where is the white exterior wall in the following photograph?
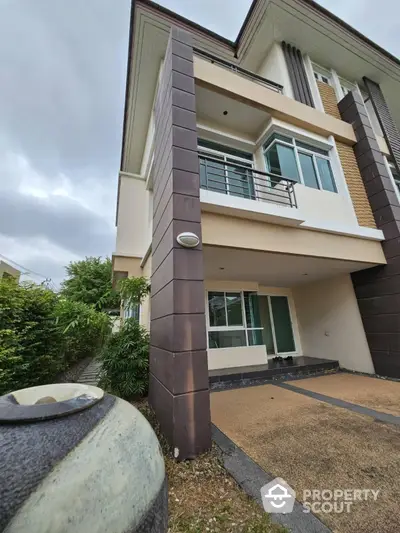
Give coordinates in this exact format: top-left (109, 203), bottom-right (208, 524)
top-left (116, 176), bottom-right (149, 257)
top-left (364, 98), bottom-right (383, 137)
top-left (257, 42), bottom-right (294, 99)
top-left (292, 274), bottom-right (375, 374)
top-left (251, 120), bottom-right (370, 237)
top-left (208, 345), bottom-right (267, 370)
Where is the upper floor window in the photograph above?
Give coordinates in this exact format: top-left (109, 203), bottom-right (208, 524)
top-left (313, 64), bottom-right (332, 86)
top-left (263, 133), bottom-right (337, 193)
top-left (198, 139), bottom-right (255, 200)
top-left (387, 160), bottom-right (400, 194)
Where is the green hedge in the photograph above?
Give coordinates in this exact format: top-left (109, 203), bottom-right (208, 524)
top-left (0, 278), bottom-right (110, 396)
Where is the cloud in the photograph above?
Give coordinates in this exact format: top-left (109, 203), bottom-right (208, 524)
top-left (0, 0), bottom-right (129, 287)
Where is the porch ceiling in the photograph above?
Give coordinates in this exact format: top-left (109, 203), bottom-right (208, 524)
top-left (203, 245), bottom-right (377, 287)
top-left (196, 84), bottom-right (270, 140)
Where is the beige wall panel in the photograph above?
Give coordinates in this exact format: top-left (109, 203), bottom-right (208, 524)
top-left (292, 274), bottom-right (375, 373)
top-left (113, 256), bottom-right (142, 277)
top-left (201, 213), bottom-right (385, 264)
top-left (208, 346), bottom-right (267, 370)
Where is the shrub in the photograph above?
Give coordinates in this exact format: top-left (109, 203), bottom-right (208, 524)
top-left (54, 298), bottom-right (111, 368)
top-left (0, 278), bottom-right (62, 395)
top-left (118, 276), bottom-right (150, 310)
top-left (99, 318), bottom-right (149, 399)
top-left (60, 256), bottom-right (120, 310)
top-left (0, 278), bottom-right (112, 396)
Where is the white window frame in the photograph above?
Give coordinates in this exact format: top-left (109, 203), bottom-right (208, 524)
top-left (206, 291), bottom-right (263, 349)
top-left (338, 77), bottom-right (356, 100)
top-left (263, 134), bottom-right (337, 193)
top-left (123, 302), bottom-right (140, 321)
top-left (312, 63), bottom-right (332, 86)
top-left (198, 141), bottom-right (254, 198)
top-left (205, 290), bottom-right (297, 355)
top-left (384, 157), bottom-right (400, 203)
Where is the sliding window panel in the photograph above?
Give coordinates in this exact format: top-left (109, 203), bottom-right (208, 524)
top-left (208, 330), bottom-right (246, 348)
top-left (208, 292), bottom-right (226, 327)
top-left (265, 143), bottom-right (300, 184)
top-left (226, 292), bottom-right (243, 326)
top-left (316, 158), bottom-right (337, 192)
top-left (259, 295), bottom-right (275, 355)
top-left (298, 152), bottom-right (319, 189)
top-left (226, 161), bottom-right (255, 199)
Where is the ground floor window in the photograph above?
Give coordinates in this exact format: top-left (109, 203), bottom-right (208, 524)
top-left (123, 303), bottom-right (140, 321)
top-left (207, 291), bottom-right (296, 354)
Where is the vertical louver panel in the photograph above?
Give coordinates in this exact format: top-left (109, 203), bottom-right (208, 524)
top-left (364, 77), bottom-right (400, 175)
top-left (281, 42), bottom-right (314, 107)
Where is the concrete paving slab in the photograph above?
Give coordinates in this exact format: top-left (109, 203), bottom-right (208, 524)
top-left (290, 373), bottom-right (400, 416)
top-left (211, 384), bottom-right (400, 533)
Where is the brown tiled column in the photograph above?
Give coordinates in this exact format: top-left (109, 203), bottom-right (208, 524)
top-left (148, 27), bottom-right (211, 459)
top-left (338, 91), bottom-right (400, 377)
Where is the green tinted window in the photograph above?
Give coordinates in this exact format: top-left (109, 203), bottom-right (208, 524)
top-left (208, 292), bottom-right (226, 327)
top-left (265, 143), bottom-right (300, 182)
top-left (299, 152), bottom-right (319, 189)
top-left (317, 158), bottom-right (337, 193)
top-left (270, 296), bottom-right (295, 353)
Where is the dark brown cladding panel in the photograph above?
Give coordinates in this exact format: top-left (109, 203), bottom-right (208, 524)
top-left (149, 375), bottom-right (211, 459)
top-left (363, 77), bottom-right (400, 176)
top-left (150, 346), bottom-right (209, 395)
top-left (338, 90), bottom-right (400, 378)
top-left (281, 42), bottom-right (314, 108)
top-left (149, 27), bottom-right (211, 459)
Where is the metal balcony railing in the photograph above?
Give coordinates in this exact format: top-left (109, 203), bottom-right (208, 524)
top-left (193, 48), bottom-right (283, 94)
top-left (199, 154), bottom-right (297, 208)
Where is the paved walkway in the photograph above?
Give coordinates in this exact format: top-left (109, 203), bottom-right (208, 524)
top-left (76, 359), bottom-right (102, 386)
top-left (211, 373), bottom-right (400, 533)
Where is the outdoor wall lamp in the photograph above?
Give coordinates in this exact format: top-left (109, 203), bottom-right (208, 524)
top-left (176, 232), bottom-right (200, 248)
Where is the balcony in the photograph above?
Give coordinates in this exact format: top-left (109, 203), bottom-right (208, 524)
top-left (199, 153), bottom-right (297, 208)
top-left (193, 48), bottom-right (283, 94)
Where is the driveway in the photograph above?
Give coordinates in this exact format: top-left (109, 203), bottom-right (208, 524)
top-left (211, 373), bottom-right (400, 533)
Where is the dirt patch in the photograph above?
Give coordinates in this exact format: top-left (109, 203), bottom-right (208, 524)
top-left (135, 400), bottom-right (286, 533)
top-left (292, 373), bottom-right (400, 416)
top-left (211, 384), bottom-right (400, 533)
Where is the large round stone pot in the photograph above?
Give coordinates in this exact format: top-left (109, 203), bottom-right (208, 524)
top-left (0, 383), bottom-right (167, 533)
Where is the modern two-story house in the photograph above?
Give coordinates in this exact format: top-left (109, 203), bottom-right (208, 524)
top-left (113, 0), bottom-right (400, 458)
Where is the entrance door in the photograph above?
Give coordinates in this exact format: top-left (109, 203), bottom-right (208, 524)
top-left (258, 295), bottom-right (296, 355)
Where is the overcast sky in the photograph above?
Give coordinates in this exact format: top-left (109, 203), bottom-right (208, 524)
top-left (0, 0), bottom-right (399, 287)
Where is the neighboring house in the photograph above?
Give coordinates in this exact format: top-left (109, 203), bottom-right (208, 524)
top-left (0, 260), bottom-right (21, 281)
top-left (113, 0), bottom-right (400, 458)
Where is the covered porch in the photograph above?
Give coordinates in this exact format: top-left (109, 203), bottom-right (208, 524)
top-left (203, 243), bottom-right (382, 380)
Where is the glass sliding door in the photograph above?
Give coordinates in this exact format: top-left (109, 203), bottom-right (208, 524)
top-left (226, 158), bottom-right (255, 199)
top-left (198, 139), bottom-right (255, 199)
top-left (258, 296), bottom-right (275, 354)
top-left (270, 296), bottom-right (295, 353)
top-left (206, 290), bottom-right (296, 355)
top-left (199, 153), bottom-right (226, 194)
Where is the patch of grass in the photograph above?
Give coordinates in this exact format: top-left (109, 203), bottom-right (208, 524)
top-left (135, 401), bottom-right (286, 533)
